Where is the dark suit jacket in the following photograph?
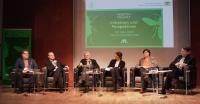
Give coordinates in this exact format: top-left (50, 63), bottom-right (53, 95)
top-left (106, 59), bottom-right (126, 79)
top-left (45, 60), bottom-right (66, 77)
top-left (15, 58), bottom-right (38, 72)
top-left (77, 59), bottom-right (100, 69)
top-left (77, 59), bottom-right (100, 76)
top-left (169, 54), bottom-right (196, 87)
top-left (108, 59), bottom-right (125, 70)
top-left (169, 55), bottom-right (196, 70)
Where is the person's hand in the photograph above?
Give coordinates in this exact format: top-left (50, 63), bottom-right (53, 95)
top-left (178, 63), bottom-right (187, 69)
top-left (182, 63), bottom-right (188, 66)
top-left (105, 67), bottom-right (111, 71)
top-left (23, 68), bottom-right (28, 73)
top-left (181, 63), bottom-right (188, 70)
top-left (65, 65), bottom-right (69, 69)
top-left (175, 62), bottom-right (180, 68)
top-left (64, 65), bottom-right (69, 71)
top-left (23, 70), bottom-right (27, 73)
top-left (53, 68), bottom-right (57, 71)
top-left (109, 67), bottom-right (114, 69)
top-left (24, 68), bottom-right (28, 71)
top-left (78, 62), bottom-right (83, 67)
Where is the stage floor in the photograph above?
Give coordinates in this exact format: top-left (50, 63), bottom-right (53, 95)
top-left (0, 86), bottom-right (200, 104)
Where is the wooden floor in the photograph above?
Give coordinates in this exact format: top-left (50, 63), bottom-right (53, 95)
top-left (0, 86), bottom-right (200, 104)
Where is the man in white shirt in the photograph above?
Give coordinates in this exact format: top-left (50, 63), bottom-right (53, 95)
top-left (76, 51), bottom-right (100, 93)
top-left (104, 51), bottom-right (125, 92)
top-left (160, 47), bottom-right (196, 95)
top-left (45, 52), bottom-right (69, 93)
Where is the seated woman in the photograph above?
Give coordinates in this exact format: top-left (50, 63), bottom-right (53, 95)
top-left (104, 51), bottom-right (125, 92)
top-left (136, 49), bottom-right (158, 93)
top-left (76, 51), bottom-right (100, 93)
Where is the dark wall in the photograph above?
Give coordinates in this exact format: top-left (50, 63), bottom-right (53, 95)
top-left (190, 0), bottom-right (200, 87)
top-left (3, 0), bottom-right (34, 28)
top-left (3, 0), bottom-right (74, 86)
top-left (0, 0), bottom-right (3, 79)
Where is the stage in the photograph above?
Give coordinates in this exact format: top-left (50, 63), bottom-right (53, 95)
top-left (0, 85), bottom-right (200, 104)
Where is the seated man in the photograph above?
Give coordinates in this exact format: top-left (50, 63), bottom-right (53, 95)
top-left (160, 47), bottom-right (196, 95)
top-left (15, 50), bottom-right (38, 93)
top-left (104, 51), bottom-right (125, 92)
top-left (76, 51), bottom-right (100, 93)
top-left (45, 52), bottom-right (69, 93)
top-left (136, 49), bottom-right (158, 93)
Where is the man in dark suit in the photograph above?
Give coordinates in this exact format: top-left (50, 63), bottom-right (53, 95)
top-left (46, 52), bottom-right (69, 93)
top-left (15, 50), bottom-right (38, 93)
top-left (104, 51), bottom-right (125, 92)
top-left (77, 51), bottom-right (100, 93)
top-left (160, 47), bottom-right (196, 95)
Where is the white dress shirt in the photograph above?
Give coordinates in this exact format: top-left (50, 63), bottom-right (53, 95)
top-left (114, 60), bottom-right (120, 67)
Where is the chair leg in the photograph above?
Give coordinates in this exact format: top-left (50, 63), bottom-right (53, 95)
top-left (185, 71), bottom-right (189, 95)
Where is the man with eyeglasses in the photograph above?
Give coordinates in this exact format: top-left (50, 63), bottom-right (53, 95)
top-left (15, 50), bottom-right (38, 93)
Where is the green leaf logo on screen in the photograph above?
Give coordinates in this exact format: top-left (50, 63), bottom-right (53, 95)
top-left (142, 16), bottom-right (163, 40)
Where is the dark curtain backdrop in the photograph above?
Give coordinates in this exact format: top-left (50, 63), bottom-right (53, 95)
top-left (190, 0), bottom-right (200, 87)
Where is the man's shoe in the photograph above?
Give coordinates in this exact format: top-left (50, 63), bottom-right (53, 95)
top-left (160, 95), bottom-right (167, 99)
top-left (83, 89), bottom-right (88, 93)
top-left (28, 88), bottom-right (34, 93)
top-left (16, 90), bottom-right (23, 94)
top-left (159, 89), bottom-right (166, 95)
top-left (15, 89), bottom-right (23, 94)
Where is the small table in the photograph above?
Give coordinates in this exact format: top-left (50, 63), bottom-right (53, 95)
top-left (144, 69), bottom-right (159, 93)
top-left (144, 69), bottom-right (173, 94)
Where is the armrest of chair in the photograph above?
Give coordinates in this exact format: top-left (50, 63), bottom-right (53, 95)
top-left (12, 68), bottom-right (17, 72)
top-left (41, 67), bottom-right (47, 72)
top-left (100, 68), bottom-right (106, 78)
top-left (183, 69), bottom-right (191, 84)
top-left (10, 68), bottom-right (17, 88)
top-left (41, 67), bottom-right (48, 87)
top-left (123, 67), bottom-right (127, 87)
top-left (100, 68), bottom-right (105, 71)
top-left (123, 68), bottom-right (127, 75)
top-left (74, 68), bottom-right (79, 78)
top-left (74, 68), bottom-right (79, 73)
top-left (130, 67), bottom-right (135, 76)
top-left (130, 67), bottom-right (140, 77)
top-left (63, 68), bottom-right (69, 77)
top-left (122, 67), bottom-right (127, 75)
top-left (11, 69), bottom-right (16, 75)
top-left (74, 68), bottom-right (79, 85)
top-left (123, 67), bottom-right (127, 72)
